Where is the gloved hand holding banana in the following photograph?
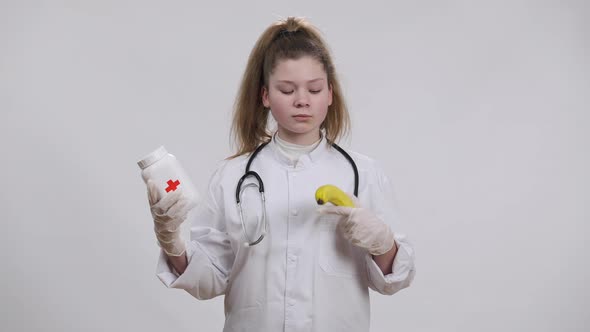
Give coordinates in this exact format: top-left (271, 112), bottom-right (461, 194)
top-left (147, 179), bottom-right (198, 256)
top-left (315, 185), bottom-right (396, 256)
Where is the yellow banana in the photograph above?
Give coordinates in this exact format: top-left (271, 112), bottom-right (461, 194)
top-left (315, 184), bottom-right (355, 207)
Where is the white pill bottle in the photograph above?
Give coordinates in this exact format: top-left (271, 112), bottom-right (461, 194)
top-left (137, 146), bottom-right (199, 203)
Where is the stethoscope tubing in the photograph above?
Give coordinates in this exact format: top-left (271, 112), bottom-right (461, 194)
top-left (235, 139), bottom-right (359, 246)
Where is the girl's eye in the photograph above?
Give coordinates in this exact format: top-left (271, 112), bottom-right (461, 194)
top-left (279, 89), bottom-right (322, 95)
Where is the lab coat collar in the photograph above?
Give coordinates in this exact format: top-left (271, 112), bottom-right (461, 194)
top-left (268, 131), bottom-right (329, 167)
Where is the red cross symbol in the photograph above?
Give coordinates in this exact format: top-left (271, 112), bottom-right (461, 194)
top-left (165, 179), bottom-right (181, 193)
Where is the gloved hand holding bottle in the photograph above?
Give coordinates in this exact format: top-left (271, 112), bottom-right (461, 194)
top-left (138, 146), bottom-right (199, 257)
top-left (147, 179), bottom-right (197, 256)
top-left (317, 195), bottom-right (396, 256)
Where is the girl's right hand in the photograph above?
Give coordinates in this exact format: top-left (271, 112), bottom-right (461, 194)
top-left (147, 179), bottom-right (197, 256)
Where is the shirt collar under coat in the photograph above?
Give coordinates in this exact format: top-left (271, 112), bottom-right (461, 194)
top-left (266, 131), bottom-right (330, 168)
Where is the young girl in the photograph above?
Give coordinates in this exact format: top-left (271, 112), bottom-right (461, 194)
top-left (148, 16), bottom-right (415, 332)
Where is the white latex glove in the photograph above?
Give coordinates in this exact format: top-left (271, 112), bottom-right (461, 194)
top-left (317, 195), bottom-right (396, 256)
top-left (147, 179), bottom-right (197, 256)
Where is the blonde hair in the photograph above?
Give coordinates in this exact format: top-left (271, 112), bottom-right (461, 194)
top-left (229, 16), bottom-right (350, 158)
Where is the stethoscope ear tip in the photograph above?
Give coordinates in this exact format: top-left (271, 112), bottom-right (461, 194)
top-left (243, 242), bottom-right (250, 248)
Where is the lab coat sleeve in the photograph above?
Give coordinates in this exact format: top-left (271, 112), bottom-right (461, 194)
top-left (156, 162), bottom-right (235, 300)
top-left (363, 160), bottom-right (416, 295)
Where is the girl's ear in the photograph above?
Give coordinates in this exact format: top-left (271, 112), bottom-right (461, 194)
top-left (261, 86), bottom-right (270, 108)
top-left (328, 83), bottom-right (333, 106)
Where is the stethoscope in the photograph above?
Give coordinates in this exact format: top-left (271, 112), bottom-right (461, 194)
top-left (235, 139), bottom-right (359, 247)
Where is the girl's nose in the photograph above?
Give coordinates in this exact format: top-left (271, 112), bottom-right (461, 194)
top-left (294, 91), bottom-right (310, 108)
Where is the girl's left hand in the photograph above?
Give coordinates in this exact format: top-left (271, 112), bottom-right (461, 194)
top-left (317, 195), bottom-right (396, 256)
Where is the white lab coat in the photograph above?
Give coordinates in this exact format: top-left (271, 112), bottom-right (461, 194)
top-left (156, 136), bottom-right (416, 332)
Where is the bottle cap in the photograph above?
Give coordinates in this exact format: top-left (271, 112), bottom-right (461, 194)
top-left (137, 146), bottom-right (168, 169)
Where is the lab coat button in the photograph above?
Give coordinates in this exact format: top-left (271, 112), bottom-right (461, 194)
top-left (291, 209), bottom-right (298, 216)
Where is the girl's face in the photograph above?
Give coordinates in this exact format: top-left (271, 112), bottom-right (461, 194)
top-left (262, 56), bottom-right (333, 145)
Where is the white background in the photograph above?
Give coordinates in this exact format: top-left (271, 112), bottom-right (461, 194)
top-left (1, 0), bottom-right (589, 331)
